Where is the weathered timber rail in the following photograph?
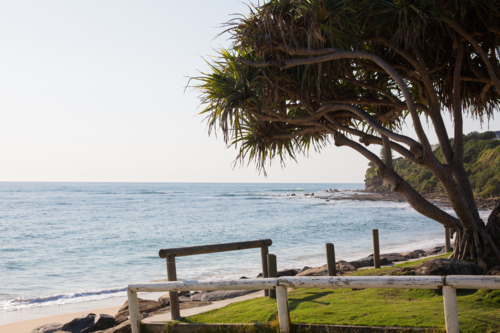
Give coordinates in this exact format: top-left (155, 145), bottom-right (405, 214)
top-left (128, 275), bottom-right (500, 333)
top-left (158, 239), bottom-right (272, 319)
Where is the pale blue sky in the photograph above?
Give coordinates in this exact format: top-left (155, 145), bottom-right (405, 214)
top-left (1, 1), bottom-right (499, 183)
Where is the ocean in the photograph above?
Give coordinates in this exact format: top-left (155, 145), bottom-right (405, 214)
top-left (0, 182), bottom-right (482, 324)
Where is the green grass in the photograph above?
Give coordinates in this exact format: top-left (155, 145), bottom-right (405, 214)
top-left (181, 254), bottom-right (500, 333)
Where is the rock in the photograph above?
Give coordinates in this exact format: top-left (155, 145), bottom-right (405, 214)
top-left (479, 257), bottom-right (500, 271)
top-left (402, 250), bottom-right (426, 259)
top-left (337, 261), bottom-right (356, 271)
top-left (59, 314), bottom-right (96, 333)
top-left (298, 266), bottom-right (311, 273)
top-left (200, 290), bottom-right (256, 302)
top-left (487, 265), bottom-right (500, 276)
top-left (290, 193), bottom-right (295, 196)
top-left (94, 319), bottom-right (130, 333)
top-left (256, 269), bottom-right (298, 278)
top-left (81, 314), bottom-right (115, 333)
top-left (296, 265), bottom-right (327, 276)
top-left (114, 299), bottom-right (162, 325)
top-left (30, 323), bottom-right (62, 333)
top-left (178, 295), bottom-right (191, 302)
top-left (277, 269), bottom-right (298, 277)
top-left (158, 294), bottom-right (170, 307)
top-left (158, 290), bottom-right (190, 306)
top-left (380, 253), bottom-right (407, 262)
top-left (416, 258), bottom-right (483, 276)
top-left (349, 257), bottom-right (390, 268)
top-left (190, 292), bottom-right (203, 301)
top-left (425, 246), bottom-right (446, 256)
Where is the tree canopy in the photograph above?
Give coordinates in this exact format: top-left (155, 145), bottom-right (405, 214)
top-left (194, 0), bottom-right (500, 260)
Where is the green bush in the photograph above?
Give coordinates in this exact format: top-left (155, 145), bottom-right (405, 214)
top-left (364, 132), bottom-right (500, 197)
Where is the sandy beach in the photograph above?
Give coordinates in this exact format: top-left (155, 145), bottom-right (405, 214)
top-left (0, 290), bottom-right (266, 333)
top-left (0, 306), bottom-right (120, 333)
top-left (0, 292), bottom-right (165, 333)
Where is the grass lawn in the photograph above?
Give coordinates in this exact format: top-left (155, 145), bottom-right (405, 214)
top-left (181, 254), bottom-right (500, 333)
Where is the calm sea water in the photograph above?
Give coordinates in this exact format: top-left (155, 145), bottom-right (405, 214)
top-left (0, 182), bottom-right (467, 316)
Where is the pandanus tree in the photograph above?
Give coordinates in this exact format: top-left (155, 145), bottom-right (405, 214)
top-left (194, 0), bottom-right (500, 260)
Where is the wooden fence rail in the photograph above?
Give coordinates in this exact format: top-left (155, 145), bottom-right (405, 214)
top-left (128, 275), bottom-right (500, 333)
top-left (158, 239), bottom-right (272, 319)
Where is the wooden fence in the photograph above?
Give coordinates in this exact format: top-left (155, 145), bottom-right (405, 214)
top-left (158, 239), bottom-right (272, 319)
top-left (128, 275), bottom-right (500, 333)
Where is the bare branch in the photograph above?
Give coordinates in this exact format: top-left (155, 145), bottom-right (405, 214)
top-left (444, 18), bottom-right (500, 93)
top-left (335, 134), bottom-right (461, 229)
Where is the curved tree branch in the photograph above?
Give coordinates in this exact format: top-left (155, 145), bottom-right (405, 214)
top-left (378, 37), bottom-right (454, 164)
top-left (335, 134), bottom-right (461, 229)
top-left (444, 18), bottom-right (500, 93)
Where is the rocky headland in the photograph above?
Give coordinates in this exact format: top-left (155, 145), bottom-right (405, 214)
top-left (299, 188), bottom-right (498, 210)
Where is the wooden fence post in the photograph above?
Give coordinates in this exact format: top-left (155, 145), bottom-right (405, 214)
top-left (445, 228), bottom-right (451, 253)
top-left (372, 229), bottom-right (380, 269)
top-left (127, 289), bottom-right (140, 333)
top-left (268, 254), bottom-right (278, 299)
top-left (276, 286), bottom-right (291, 333)
top-left (443, 286), bottom-right (459, 333)
top-left (261, 245), bottom-right (269, 296)
top-left (166, 254), bottom-right (181, 320)
top-left (326, 243), bottom-right (336, 276)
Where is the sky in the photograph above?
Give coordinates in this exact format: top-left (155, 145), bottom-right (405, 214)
top-left (0, 1), bottom-right (499, 183)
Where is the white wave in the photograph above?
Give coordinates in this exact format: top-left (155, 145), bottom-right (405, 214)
top-left (0, 287), bottom-right (127, 312)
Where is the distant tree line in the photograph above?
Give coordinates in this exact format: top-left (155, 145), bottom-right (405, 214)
top-left (366, 131), bottom-right (500, 198)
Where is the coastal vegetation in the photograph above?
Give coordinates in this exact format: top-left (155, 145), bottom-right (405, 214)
top-left (365, 132), bottom-right (500, 198)
top-left (194, 0), bottom-right (500, 260)
top-left (181, 255), bottom-right (500, 333)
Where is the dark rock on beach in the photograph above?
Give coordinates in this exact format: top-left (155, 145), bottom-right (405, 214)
top-left (256, 269), bottom-right (298, 277)
top-left (277, 268), bottom-right (299, 276)
top-left (58, 314), bottom-right (96, 333)
top-left (178, 295), bottom-right (192, 303)
top-left (337, 261), bottom-right (356, 271)
top-left (81, 314), bottom-right (115, 333)
top-left (190, 292), bottom-right (203, 301)
top-left (114, 299), bottom-right (162, 325)
top-left (297, 266), bottom-right (311, 273)
top-left (380, 253), bottom-right (407, 262)
top-left (296, 265), bottom-right (328, 276)
top-left (350, 256), bottom-right (390, 268)
top-left (425, 246), bottom-right (448, 256)
top-left (158, 294), bottom-right (170, 307)
top-left (93, 319), bottom-right (130, 333)
top-left (416, 258), bottom-right (483, 276)
top-left (30, 323), bottom-right (62, 333)
top-left (401, 249), bottom-right (426, 258)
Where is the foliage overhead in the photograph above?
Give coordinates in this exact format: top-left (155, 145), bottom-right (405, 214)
top-left (195, 0), bottom-right (500, 172)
